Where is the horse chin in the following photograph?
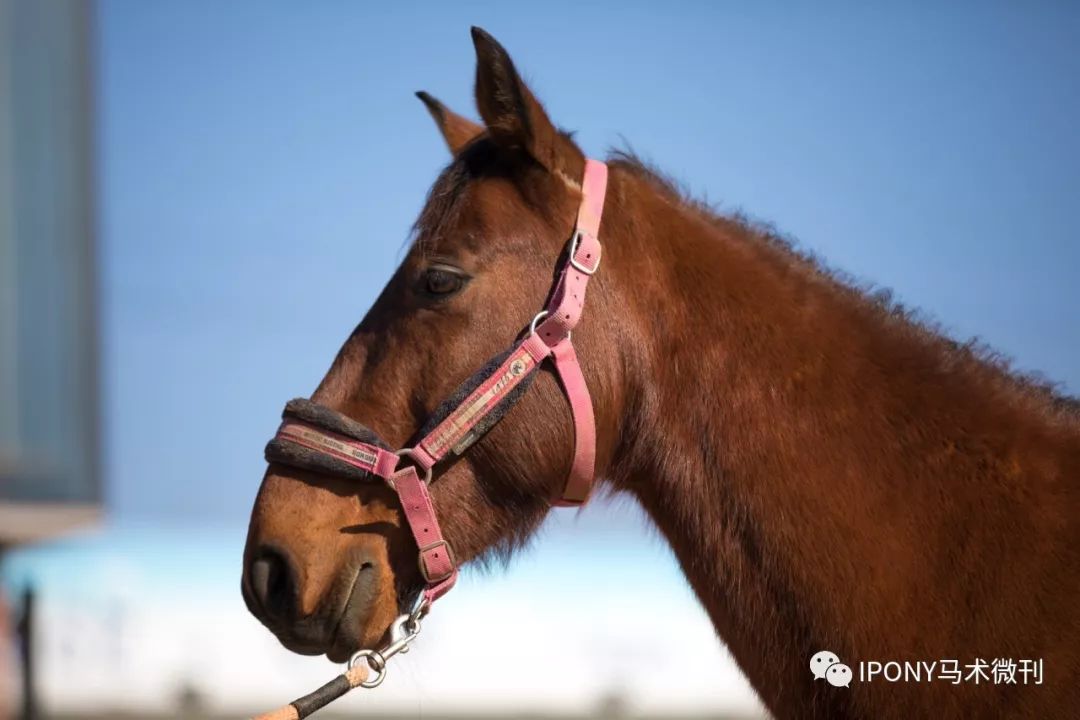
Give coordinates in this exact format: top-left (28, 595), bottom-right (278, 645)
top-left (325, 572), bottom-right (399, 663)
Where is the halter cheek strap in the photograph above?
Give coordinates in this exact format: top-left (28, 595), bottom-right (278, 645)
top-left (537, 159), bottom-right (606, 504)
top-left (264, 158), bottom-right (608, 606)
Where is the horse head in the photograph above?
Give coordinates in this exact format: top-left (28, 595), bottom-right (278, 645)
top-left (242, 28), bottom-right (629, 661)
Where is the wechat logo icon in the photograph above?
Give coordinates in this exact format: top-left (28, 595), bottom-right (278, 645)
top-left (811, 650), bottom-right (853, 688)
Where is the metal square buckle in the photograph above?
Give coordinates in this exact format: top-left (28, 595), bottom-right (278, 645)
top-left (418, 540), bottom-right (455, 583)
top-left (568, 231), bottom-right (601, 275)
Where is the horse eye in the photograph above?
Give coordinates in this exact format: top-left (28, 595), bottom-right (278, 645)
top-left (423, 267), bottom-right (466, 296)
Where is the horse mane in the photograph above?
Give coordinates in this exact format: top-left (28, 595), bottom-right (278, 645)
top-left (399, 143), bottom-right (1080, 582)
top-left (607, 149), bottom-right (1080, 422)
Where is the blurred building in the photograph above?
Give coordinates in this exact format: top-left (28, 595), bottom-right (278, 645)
top-left (0, 0), bottom-right (100, 715)
top-left (0, 0), bottom-right (99, 548)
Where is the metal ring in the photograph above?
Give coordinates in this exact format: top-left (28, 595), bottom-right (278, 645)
top-left (528, 310), bottom-right (571, 340)
top-left (529, 310), bottom-right (549, 335)
top-left (349, 649), bottom-right (388, 688)
top-left (406, 595), bottom-right (427, 626)
top-left (394, 447), bottom-right (434, 484)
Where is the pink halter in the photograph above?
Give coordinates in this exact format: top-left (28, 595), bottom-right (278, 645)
top-left (266, 159), bottom-right (608, 608)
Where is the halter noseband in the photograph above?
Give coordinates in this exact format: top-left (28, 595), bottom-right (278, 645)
top-left (264, 158), bottom-right (608, 608)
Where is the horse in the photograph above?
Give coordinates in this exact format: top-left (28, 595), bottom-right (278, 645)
top-left (242, 27), bottom-right (1080, 719)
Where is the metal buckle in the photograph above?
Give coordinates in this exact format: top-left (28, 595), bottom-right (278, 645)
top-left (418, 539), bottom-right (455, 583)
top-left (394, 447), bottom-right (433, 485)
top-left (568, 231), bottom-right (600, 275)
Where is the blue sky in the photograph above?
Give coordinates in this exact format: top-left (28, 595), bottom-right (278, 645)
top-left (99, 2), bottom-right (1079, 523)
top-left (4, 4), bottom-right (1078, 714)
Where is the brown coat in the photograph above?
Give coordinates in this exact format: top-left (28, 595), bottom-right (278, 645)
top-left (244, 27), bottom-right (1080, 719)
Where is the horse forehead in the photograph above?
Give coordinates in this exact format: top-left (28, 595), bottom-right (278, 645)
top-left (415, 175), bottom-right (534, 255)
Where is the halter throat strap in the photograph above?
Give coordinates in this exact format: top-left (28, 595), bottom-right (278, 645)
top-left (265, 158), bottom-right (608, 605)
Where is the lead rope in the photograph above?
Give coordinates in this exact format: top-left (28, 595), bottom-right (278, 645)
top-left (251, 665), bottom-right (369, 720)
top-left (252, 600), bottom-right (427, 720)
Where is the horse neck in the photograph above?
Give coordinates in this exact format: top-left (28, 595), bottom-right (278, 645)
top-left (598, 163), bottom-right (1078, 717)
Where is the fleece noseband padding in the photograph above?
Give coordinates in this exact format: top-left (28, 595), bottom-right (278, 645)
top-left (265, 349), bottom-right (537, 482)
top-left (264, 398), bottom-right (392, 481)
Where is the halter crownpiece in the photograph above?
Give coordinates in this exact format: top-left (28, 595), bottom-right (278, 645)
top-left (254, 158), bottom-right (607, 719)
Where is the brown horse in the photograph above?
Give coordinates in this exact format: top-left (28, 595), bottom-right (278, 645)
top-left (243, 27), bottom-right (1080, 719)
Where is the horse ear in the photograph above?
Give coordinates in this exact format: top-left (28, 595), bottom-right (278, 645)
top-left (470, 26), bottom-right (584, 178)
top-left (415, 91), bottom-right (483, 155)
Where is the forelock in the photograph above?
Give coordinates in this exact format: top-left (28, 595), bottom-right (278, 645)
top-left (411, 137), bottom-right (565, 257)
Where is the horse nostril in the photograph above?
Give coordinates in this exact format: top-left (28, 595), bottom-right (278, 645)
top-left (248, 547), bottom-right (296, 623)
